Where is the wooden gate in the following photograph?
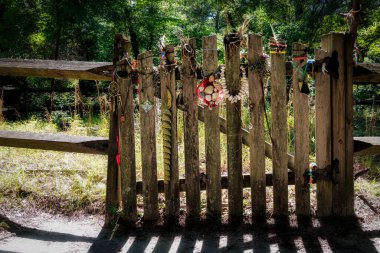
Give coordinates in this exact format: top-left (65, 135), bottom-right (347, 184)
top-left (105, 32), bottom-right (355, 225)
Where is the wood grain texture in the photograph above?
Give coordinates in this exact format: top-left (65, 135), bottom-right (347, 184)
top-left (138, 51), bottom-right (159, 221)
top-left (0, 58), bottom-right (112, 81)
top-left (160, 45), bottom-right (180, 218)
top-left (202, 35), bottom-right (221, 216)
top-left (315, 46), bottom-right (332, 217)
top-left (344, 33), bottom-right (355, 216)
top-left (270, 50), bottom-right (288, 216)
top-left (354, 137), bottom-right (380, 155)
top-left (182, 38), bottom-right (200, 218)
top-left (0, 130), bottom-right (108, 154)
top-left (116, 36), bottom-right (137, 222)
top-left (225, 34), bottom-right (243, 219)
top-left (292, 42), bottom-right (310, 216)
top-left (328, 33), bottom-right (346, 216)
top-left (248, 34), bottom-right (266, 216)
top-left (105, 94), bottom-right (119, 226)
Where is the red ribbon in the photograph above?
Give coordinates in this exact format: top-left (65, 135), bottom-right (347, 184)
top-left (116, 135), bottom-right (121, 166)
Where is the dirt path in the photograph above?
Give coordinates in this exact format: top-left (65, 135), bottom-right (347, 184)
top-left (1, 195), bottom-right (380, 253)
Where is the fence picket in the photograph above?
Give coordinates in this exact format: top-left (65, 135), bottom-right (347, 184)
top-left (160, 45), bottom-right (180, 219)
top-left (116, 36), bottom-right (137, 222)
top-left (248, 34), bottom-right (266, 217)
top-left (202, 35), bottom-right (222, 217)
top-left (270, 44), bottom-right (288, 216)
top-left (182, 38), bottom-right (201, 218)
top-left (225, 33), bottom-right (243, 219)
top-left (292, 42), bottom-right (310, 216)
top-left (138, 51), bottom-right (159, 221)
top-left (315, 46), bottom-right (332, 216)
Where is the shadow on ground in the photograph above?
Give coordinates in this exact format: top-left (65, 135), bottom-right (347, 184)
top-left (87, 216), bottom-right (380, 253)
top-left (1, 213), bottom-right (379, 252)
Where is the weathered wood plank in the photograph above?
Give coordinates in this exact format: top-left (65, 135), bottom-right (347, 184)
top-left (138, 51), bottom-right (159, 221)
top-left (105, 94), bottom-right (119, 226)
top-left (315, 46), bottom-right (332, 217)
top-left (160, 45), bottom-right (180, 219)
top-left (182, 38), bottom-right (200, 218)
top-left (0, 130), bottom-right (108, 154)
top-left (0, 59), bottom-right (112, 81)
top-left (135, 172), bottom-right (296, 194)
top-left (353, 63), bottom-right (380, 83)
top-left (330, 33), bottom-right (347, 216)
top-left (354, 137), bottom-right (380, 155)
top-left (345, 33), bottom-right (355, 216)
top-left (270, 44), bottom-right (288, 216)
top-left (116, 34), bottom-right (137, 222)
top-left (202, 35), bottom-right (221, 217)
top-left (225, 33), bottom-right (243, 219)
top-left (292, 42), bottom-right (310, 216)
top-left (248, 34), bottom-right (266, 216)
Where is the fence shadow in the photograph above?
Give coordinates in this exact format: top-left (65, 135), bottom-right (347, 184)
top-left (87, 216), bottom-right (379, 253)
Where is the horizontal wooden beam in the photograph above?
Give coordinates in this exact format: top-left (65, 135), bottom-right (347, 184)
top-left (353, 63), bottom-right (380, 84)
top-left (0, 59), bottom-right (113, 81)
top-left (136, 172), bottom-right (295, 194)
top-left (354, 137), bottom-right (380, 156)
top-left (0, 130), bottom-right (108, 155)
top-left (1, 59), bottom-right (378, 84)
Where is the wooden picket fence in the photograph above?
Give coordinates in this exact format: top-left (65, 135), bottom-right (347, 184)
top-left (105, 32), bottom-right (355, 225)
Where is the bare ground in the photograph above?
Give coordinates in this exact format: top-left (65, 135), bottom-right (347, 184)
top-left (0, 193), bottom-right (379, 253)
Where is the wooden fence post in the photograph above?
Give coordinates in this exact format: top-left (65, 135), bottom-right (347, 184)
top-left (248, 34), bottom-right (266, 217)
top-left (270, 41), bottom-right (288, 216)
top-left (344, 33), bottom-right (355, 216)
top-left (160, 45), bottom-right (180, 219)
top-left (315, 44), bottom-right (332, 217)
top-left (105, 35), bottom-right (121, 226)
top-left (182, 38), bottom-right (200, 218)
top-left (115, 34), bottom-right (137, 222)
top-left (138, 51), bottom-right (159, 221)
top-left (202, 35), bottom-right (222, 217)
top-left (317, 32), bottom-right (354, 216)
top-left (225, 33), bottom-right (243, 220)
top-left (292, 42), bottom-right (310, 216)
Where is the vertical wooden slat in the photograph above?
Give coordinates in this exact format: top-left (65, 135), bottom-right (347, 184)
top-left (315, 45), bottom-right (332, 217)
top-left (202, 35), bottom-right (222, 217)
top-left (270, 45), bottom-right (288, 216)
top-left (105, 85), bottom-right (119, 227)
top-left (138, 51), bottom-right (159, 221)
top-left (116, 35), bottom-right (137, 222)
top-left (292, 42), bottom-right (310, 216)
top-left (344, 34), bottom-right (355, 216)
top-left (225, 34), bottom-right (243, 219)
top-left (160, 45), bottom-right (180, 218)
top-left (329, 33), bottom-right (347, 216)
top-left (182, 38), bottom-right (200, 218)
top-left (248, 34), bottom-right (266, 216)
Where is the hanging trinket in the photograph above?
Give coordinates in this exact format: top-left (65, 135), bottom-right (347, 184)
top-left (196, 74), bottom-right (224, 109)
top-left (220, 66), bottom-right (248, 103)
top-left (269, 37), bottom-right (287, 54)
top-left (141, 99), bottom-right (154, 112)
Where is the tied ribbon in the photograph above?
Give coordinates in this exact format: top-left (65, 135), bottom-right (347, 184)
top-left (116, 135), bottom-right (121, 167)
top-left (307, 163), bottom-right (317, 192)
top-left (269, 42), bottom-right (287, 54)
